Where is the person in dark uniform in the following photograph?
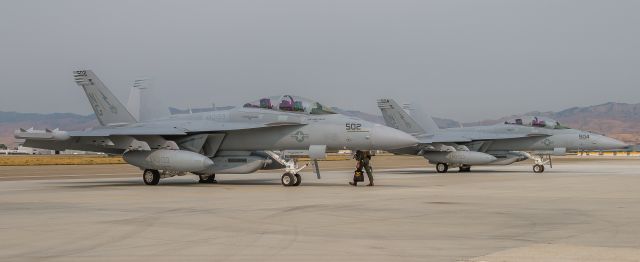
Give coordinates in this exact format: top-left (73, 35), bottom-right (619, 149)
top-left (350, 150), bottom-right (374, 186)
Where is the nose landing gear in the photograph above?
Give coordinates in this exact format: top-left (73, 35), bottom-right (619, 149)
top-left (533, 164), bottom-right (545, 173)
top-left (281, 173), bottom-right (302, 187)
top-left (520, 152), bottom-right (551, 174)
top-left (265, 151), bottom-right (311, 187)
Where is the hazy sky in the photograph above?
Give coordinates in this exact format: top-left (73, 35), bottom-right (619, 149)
top-left (1, 0), bottom-right (639, 121)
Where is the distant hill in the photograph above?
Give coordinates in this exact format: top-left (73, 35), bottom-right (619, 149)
top-left (1, 102), bottom-right (638, 147)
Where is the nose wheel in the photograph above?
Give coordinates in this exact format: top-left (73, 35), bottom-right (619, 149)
top-left (281, 173), bottom-right (302, 187)
top-left (533, 164), bottom-right (545, 173)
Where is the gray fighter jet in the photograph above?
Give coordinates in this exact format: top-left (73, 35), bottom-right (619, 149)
top-left (377, 99), bottom-right (627, 173)
top-left (13, 70), bottom-right (418, 186)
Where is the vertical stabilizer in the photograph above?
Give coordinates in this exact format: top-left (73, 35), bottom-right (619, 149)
top-left (126, 78), bottom-right (148, 121)
top-left (403, 102), bottom-right (440, 135)
top-left (126, 78), bottom-right (170, 122)
top-left (73, 70), bottom-right (137, 126)
top-left (377, 99), bottom-right (427, 136)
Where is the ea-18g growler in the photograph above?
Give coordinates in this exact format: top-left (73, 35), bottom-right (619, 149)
top-left (14, 71), bottom-right (418, 186)
top-left (378, 99), bottom-right (627, 173)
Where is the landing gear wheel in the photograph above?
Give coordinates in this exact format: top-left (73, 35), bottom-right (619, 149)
top-left (281, 173), bottom-right (295, 186)
top-left (143, 169), bottom-right (160, 185)
top-left (533, 164), bottom-right (545, 173)
top-left (293, 173), bottom-right (302, 186)
top-left (436, 163), bottom-right (449, 173)
top-left (459, 166), bottom-right (471, 172)
top-left (199, 174), bottom-right (217, 184)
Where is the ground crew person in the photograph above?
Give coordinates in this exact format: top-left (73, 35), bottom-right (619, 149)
top-left (350, 150), bottom-right (374, 186)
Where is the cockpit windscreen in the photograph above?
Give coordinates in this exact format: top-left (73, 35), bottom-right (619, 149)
top-left (504, 116), bottom-right (569, 129)
top-left (243, 95), bottom-right (337, 115)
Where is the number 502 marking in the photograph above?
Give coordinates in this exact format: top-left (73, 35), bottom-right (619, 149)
top-left (346, 123), bottom-right (362, 131)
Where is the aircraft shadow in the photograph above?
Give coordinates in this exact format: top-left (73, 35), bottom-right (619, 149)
top-left (385, 169), bottom-right (564, 175)
top-left (50, 179), bottom-right (403, 188)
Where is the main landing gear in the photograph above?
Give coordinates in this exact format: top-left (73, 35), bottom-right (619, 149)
top-left (142, 169), bottom-right (192, 185)
top-left (459, 165), bottom-right (471, 172)
top-left (143, 169), bottom-right (160, 185)
top-left (436, 163), bottom-right (449, 173)
top-left (199, 174), bottom-right (217, 184)
top-left (281, 172), bottom-right (302, 187)
top-left (435, 163), bottom-right (471, 173)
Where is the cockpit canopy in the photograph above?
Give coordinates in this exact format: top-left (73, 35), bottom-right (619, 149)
top-left (504, 116), bottom-right (569, 129)
top-left (242, 95), bottom-right (337, 115)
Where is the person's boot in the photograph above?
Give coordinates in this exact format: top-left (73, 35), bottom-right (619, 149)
top-left (366, 182), bottom-right (374, 186)
top-left (349, 181), bottom-right (357, 186)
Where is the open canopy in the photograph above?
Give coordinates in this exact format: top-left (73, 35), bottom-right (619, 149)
top-left (243, 95), bottom-right (337, 115)
top-left (504, 116), bottom-right (569, 129)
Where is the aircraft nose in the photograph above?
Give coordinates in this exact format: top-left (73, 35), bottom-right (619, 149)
top-left (596, 135), bottom-right (628, 150)
top-left (371, 125), bottom-right (419, 150)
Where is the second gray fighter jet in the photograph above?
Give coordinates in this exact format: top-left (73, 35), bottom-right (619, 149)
top-left (378, 99), bottom-right (627, 173)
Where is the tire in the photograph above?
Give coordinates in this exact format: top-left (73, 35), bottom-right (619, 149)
top-left (143, 169), bottom-right (160, 185)
top-left (533, 164), bottom-right (545, 173)
top-left (293, 173), bottom-right (302, 186)
top-left (281, 173), bottom-right (295, 186)
top-left (436, 163), bottom-right (449, 173)
top-left (199, 174), bottom-right (217, 184)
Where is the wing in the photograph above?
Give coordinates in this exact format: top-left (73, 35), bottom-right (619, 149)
top-left (15, 121), bottom-right (305, 154)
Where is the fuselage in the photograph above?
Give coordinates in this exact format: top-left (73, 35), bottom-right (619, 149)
top-left (142, 106), bottom-right (416, 152)
top-left (440, 124), bottom-right (627, 152)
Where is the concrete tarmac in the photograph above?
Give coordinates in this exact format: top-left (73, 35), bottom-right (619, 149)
top-left (1, 157), bottom-right (639, 261)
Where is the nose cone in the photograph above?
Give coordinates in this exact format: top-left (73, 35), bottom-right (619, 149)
top-left (371, 124), bottom-right (419, 150)
top-left (596, 135), bottom-right (628, 150)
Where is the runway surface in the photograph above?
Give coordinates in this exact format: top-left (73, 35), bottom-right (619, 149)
top-left (1, 157), bottom-right (639, 261)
